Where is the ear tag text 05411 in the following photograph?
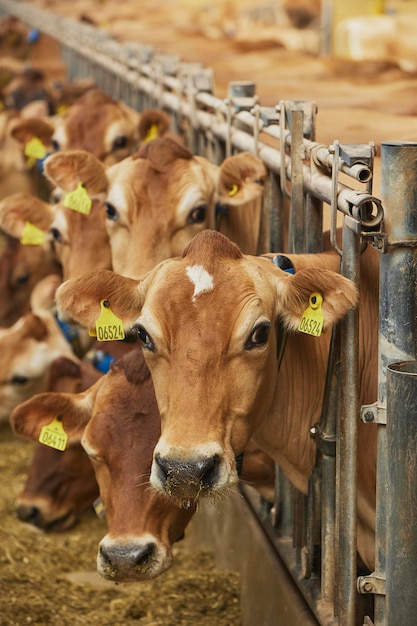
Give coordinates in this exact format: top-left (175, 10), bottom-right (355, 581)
top-left (39, 416), bottom-right (68, 451)
top-left (64, 182), bottom-right (92, 215)
top-left (298, 292), bottom-right (324, 337)
top-left (20, 221), bottom-right (45, 245)
top-left (89, 299), bottom-right (125, 341)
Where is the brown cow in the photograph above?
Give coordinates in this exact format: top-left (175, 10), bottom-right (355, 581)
top-left (0, 274), bottom-right (79, 422)
top-left (54, 230), bottom-right (378, 571)
top-left (0, 192), bottom-right (61, 326)
top-left (11, 90), bottom-right (173, 168)
top-left (43, 139), bottom-right (266, 278)
top-left (15, 356), bottom-right (101, 531)
top-left (11, 347), bottom-right (275, 580)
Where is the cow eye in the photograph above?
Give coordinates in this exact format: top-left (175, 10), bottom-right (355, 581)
top-left (136, 325), bottom-right (155, 351)
top-left (112, 135), bottom-right (128, 150)
top-left (10, 374), bottom-right (29, 385)
top-left (244, 323), bottom-right (270, 350)
top-left (187, 205), bottom-right (207, 224)
top-left (15, 272), bottom-right (30, 286)
top-left (104, 202), bottom-right (119, 221)
top-left (49, 227), bottom-right (62, 243)
top-left (51, 138), bottom-right (60, 152)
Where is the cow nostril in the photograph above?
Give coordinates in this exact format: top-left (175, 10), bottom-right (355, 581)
top-left (131, 542), bottom-right (154, 566)
top-left (197, 455), bottom-right (219, 487)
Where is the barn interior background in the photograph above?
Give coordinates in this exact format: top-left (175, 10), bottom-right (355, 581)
top-left (0, 1), bottom-right (417, 625)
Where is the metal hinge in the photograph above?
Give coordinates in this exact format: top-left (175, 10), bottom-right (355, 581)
top-left (357, 573), bottom-right (386, 596)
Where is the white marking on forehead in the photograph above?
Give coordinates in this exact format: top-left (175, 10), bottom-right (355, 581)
top-left (186, 264), bottom-right (214, 301)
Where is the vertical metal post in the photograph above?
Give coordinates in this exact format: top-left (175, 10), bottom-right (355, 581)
top-left (386, 362), bottom-right (417, 625)
top-left (288, 109), bottom-right (305, 254)
top-left (337, 217), bottom-right (360, 626)
top-left (375, 142), bottom-right (417, 626)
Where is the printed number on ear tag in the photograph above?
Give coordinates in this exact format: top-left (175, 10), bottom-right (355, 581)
top-left (90, 299), bottom-right (125, 341)
top-left (24, 137), bottom-right (47, 160)
top-left (63, 182), bottom-right (92, 215)
top-left (298, 292), bottom-right (324, 337)
top-left (20, 221), bottom-right (45, 246)
top-left (39, 416), bottom-right (68, 451)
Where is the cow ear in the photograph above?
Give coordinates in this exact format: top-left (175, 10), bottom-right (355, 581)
top-left (0, 191), bottom-right (53, 238)
top-left (217, 152), bottom-right (266, 206)
top-left (276, 268), bottom-right (358, 332)
top-left (56, 269), bottom-right (144, 331)
top-left (11, 117), bottom-right (55, 147)
top-left (43, 150), bottom-right (108, 199)
top-left (10, 388), bottom-right (96, 445)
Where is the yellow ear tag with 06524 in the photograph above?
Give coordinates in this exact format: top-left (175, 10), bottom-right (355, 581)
top-left (24, 136), bottom-right (47, 160)
top-left (39, 416), bottom-right (68, 451)
top-left (89, 299), bottom-right (125, 341)
top-left (144, 124), bottom-right (159, 143)
top-left (63, 182), bottom-right (92, 215)
top-left (228, 183), bottom-right (239, 197)
top-left (20, 221), bottom-right (45, 246)
top-left (298, 292), bottom-right (324, 337)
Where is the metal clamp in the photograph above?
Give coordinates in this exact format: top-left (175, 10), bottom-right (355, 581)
top-left (357, 573), bottom-right (386, 596)
top-left (360, 402), bottom-right (387, 425)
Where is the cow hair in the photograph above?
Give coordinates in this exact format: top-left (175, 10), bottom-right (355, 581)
top-left (182, 230), bottom-right (242, 261)
top-left (133, 137), bottom-right (193, 172)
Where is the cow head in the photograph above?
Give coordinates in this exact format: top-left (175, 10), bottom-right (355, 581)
top-left (41, 142), bottom-right (266, 278)
top-left (0, 274), bottom-right (78, 422)
top-left (55, 230), bottom-right (358, 507)
top-left (10, 349), bottom-right (194, 581)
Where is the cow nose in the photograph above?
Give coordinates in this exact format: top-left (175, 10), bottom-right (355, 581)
top-left (99, 542), bottom-right (155, 574)
top-left (154, 453), bottom-right (220, 499)
top-left (16, 503), bottom-right (43, 526)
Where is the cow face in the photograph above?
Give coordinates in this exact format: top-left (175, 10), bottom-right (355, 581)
top-left (10, 349), bottom-right (194, 582)
top-left (55, 230), bottom-right (358, 507)
top-left (0, 274), bottom-right (78, 422)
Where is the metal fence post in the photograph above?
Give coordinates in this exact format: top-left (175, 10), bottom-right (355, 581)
top-left (375, 142), bottom-right (417, 626)
top-left (386, 362), bottom-right (417, 625)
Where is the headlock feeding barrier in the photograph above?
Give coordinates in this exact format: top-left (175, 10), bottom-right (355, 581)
top-left (1, 2), bottom-right (416, 626)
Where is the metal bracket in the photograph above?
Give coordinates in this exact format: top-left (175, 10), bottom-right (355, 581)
top-left (357, 573), bottom-right (386, 596)
top-left (339, 144), bottom-right (375, 168)
top-left (360, 402), bottom-right (387, 425)
top-left (310, 423), bottom-right (336, 456)
top-left (362, 231), bottom-right (388, 253)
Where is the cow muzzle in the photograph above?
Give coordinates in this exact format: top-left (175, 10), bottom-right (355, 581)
top-left (97, 535), bottom-right (171, 582)
top-left (150, 450), bottom-right (233, 506)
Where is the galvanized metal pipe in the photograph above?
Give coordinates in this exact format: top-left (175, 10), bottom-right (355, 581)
top-left (337, 217), bottom-right (361, 626)
top-left (386, 362), bottom-right (417, 625)
top-left (374, 142), bottom-right (417, 626)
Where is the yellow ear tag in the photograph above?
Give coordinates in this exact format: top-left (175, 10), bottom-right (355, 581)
top-left (39, 416), bottom-right (68, 451)
top-left (56, 104), bottom-right (69, 116)
top-left (144, 124), bottom-right (159, 143)
top-left (93, 497), bottom-right (106, 519)
top-left (91, 299), bottom-right (125, 341)
top-left (20, 221), bottom-right (45, 246)
top-left (298, 292), bottom-right (324, 337)
top-left (24, 136), bottom-right (47, 160)
top-left (63, 182), bottom-right (92, 215)
top-left (228, 184), bottom-right (239, 197)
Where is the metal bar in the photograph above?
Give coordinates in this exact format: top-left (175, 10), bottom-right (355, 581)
top-left (374, 141), bottom-right (417, 626)
top-left (289, 109), bottom-right (305, 253)
top-left (337, 217), bottom-right (361, 626)
top-left (386, 362), bottom-right (417, 625)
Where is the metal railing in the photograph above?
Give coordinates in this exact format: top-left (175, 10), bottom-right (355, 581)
top-left (1, 2), bottom-right (417, 626)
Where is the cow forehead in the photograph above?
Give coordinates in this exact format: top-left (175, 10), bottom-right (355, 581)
top-left (106, 158), bottom-right (214, 225)
top-left (140, 257), bottom-right (275, 344)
